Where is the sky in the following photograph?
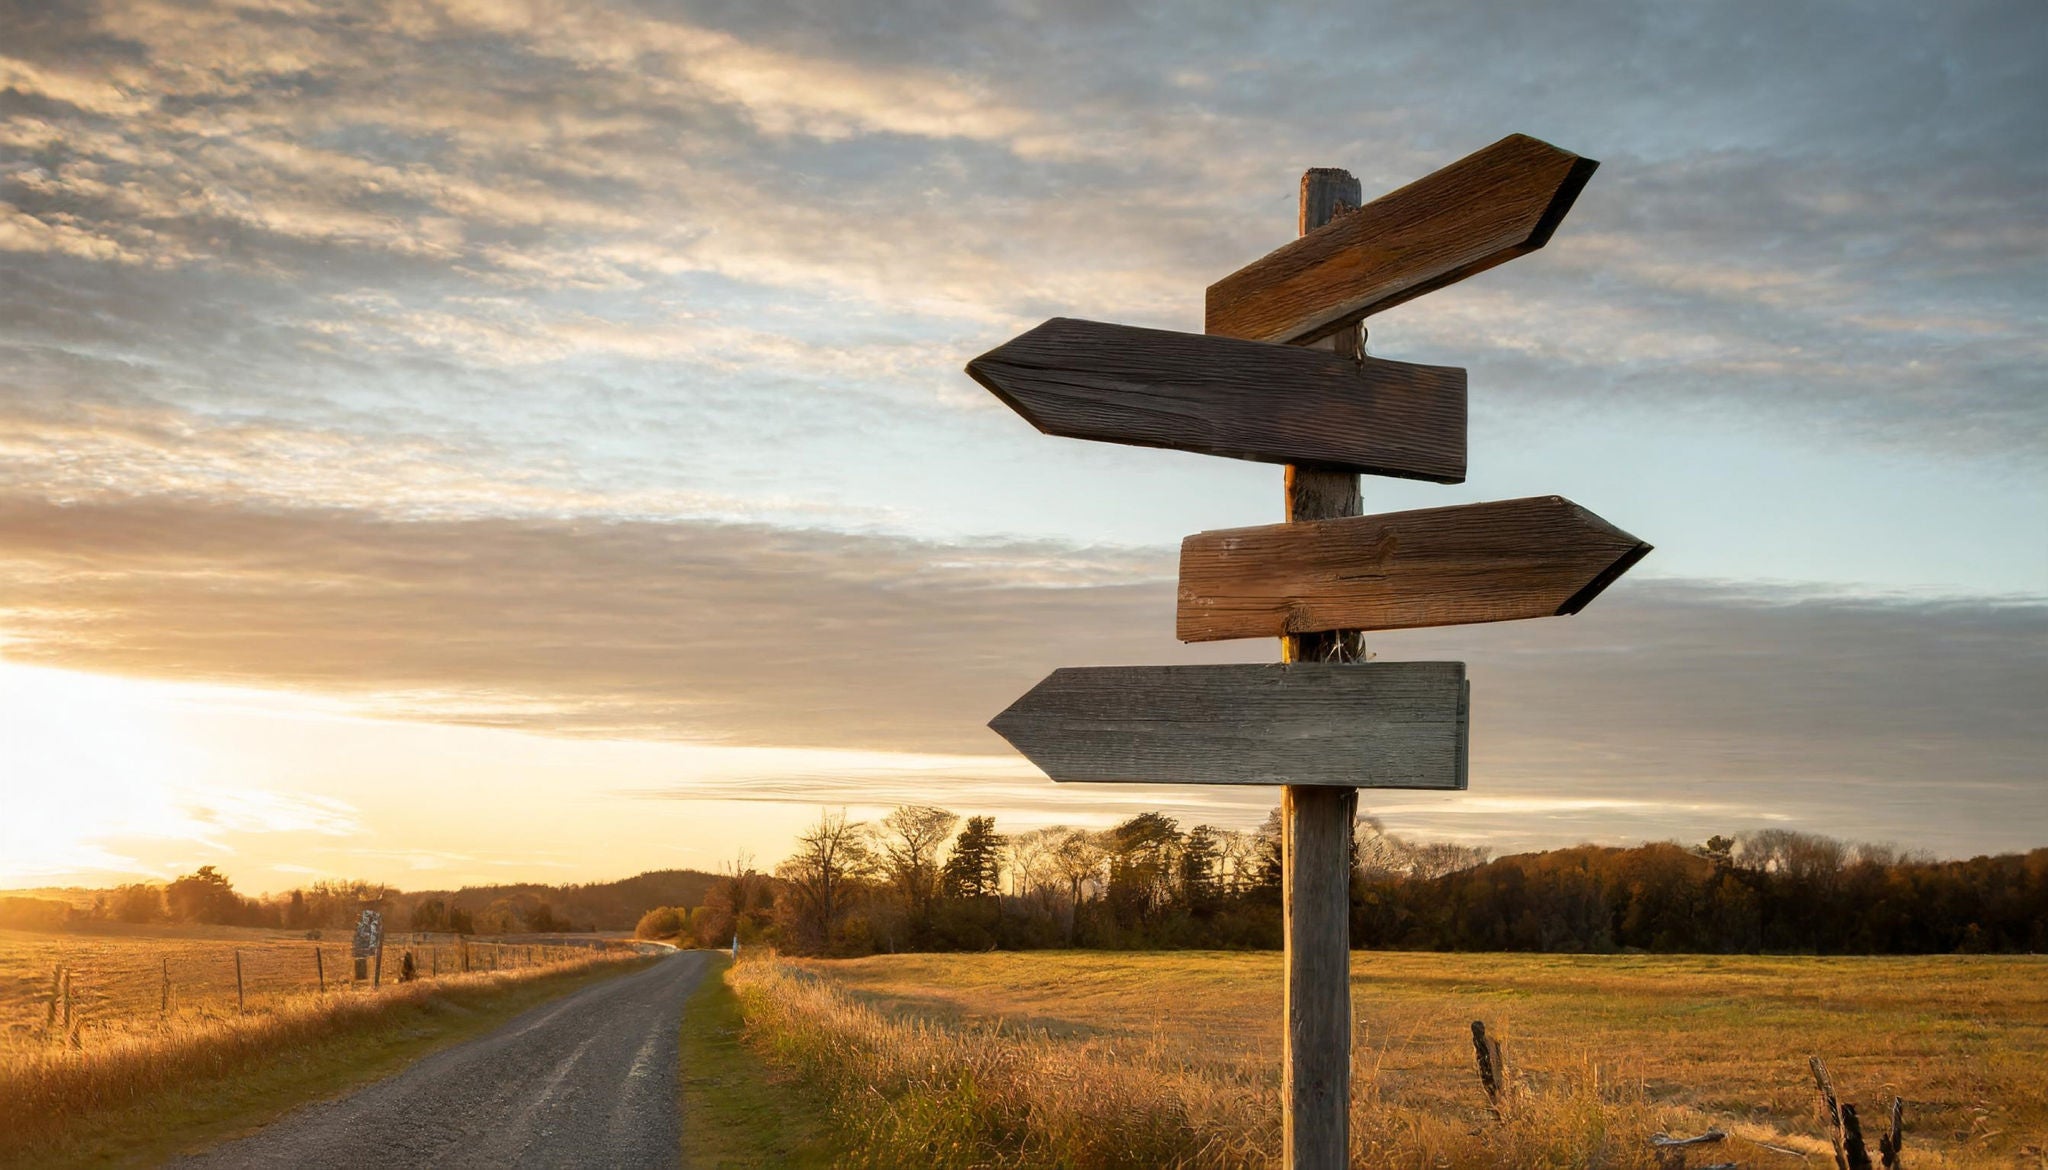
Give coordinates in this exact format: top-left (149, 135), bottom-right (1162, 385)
top-left (0, 0), bottom-right (2042, 894)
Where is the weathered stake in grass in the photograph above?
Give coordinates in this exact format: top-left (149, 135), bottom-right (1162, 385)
top-left (1471, 1020), bottom-right (1507, 1120)
top-left (234, 948), bottom-right (245, 1013)
top-left (1810, 1056), bottom-right (1904, 1170)
top-left (315, 945), bottom-right (325, 994)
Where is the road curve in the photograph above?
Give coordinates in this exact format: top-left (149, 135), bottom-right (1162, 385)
top-left (177, 950), bottom-right (709, 1169)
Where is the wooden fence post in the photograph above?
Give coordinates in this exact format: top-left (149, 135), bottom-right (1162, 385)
top-left (316, 946), bottom-right (325, 993)
top-left (234, 949), bottom-right (245, 1013)
top-left (1471, 1020), bottom-right (1507, 1120)
top-left (373, 937), bottom-right (384, 989)
top-left (1281, 165), bottom-right (1365, 1170)
top-left (43, 965), bottom-right (59, 1040)
top-left (160, 956), bottom-right (170, 1015)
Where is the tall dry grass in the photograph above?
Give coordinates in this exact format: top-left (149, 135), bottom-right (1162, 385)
top-left (732, 951), bottom-right (2031, 1169)
top-left (729, 956), bottom-right (1734, 1169)
top-left (0, 935), bottom-right (644, 1156)
top-left (730, 955), bottom-right (1265, 1168)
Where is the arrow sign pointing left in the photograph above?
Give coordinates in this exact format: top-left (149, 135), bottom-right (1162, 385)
top-left (967, 317), bottom-right (1466, 481)
top-left (989, 662), bottom-right (1468, 789)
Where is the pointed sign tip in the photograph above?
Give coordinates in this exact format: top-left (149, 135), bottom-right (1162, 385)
top-left (1556, 540), bottom-right (1654, 616)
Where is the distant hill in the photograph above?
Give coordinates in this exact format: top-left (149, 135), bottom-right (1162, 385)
top-left (404, 869), bottom-right (723, 933)
top-left (2, 869), bottom-right (725, 936)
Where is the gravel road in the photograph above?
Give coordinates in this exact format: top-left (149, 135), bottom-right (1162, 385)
top-left (177, 950), bottom-right (709, 1169)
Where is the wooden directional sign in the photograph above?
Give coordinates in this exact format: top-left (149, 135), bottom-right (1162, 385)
top-left (1177, 495), bottom-right (1650, 642)
top-left (990, 662), bottom-right (1468, 789)
top-left (1206, 135), bottom-right (1598, 345)
top-left (967, 317), bottom-right (1466, 481)
top-left (958, 140), bottom-right (1645, 1170)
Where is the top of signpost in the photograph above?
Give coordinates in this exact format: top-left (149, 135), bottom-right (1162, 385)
top-left (1206, 134), bottom-right (1598, 345)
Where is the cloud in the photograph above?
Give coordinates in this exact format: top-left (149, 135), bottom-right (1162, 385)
top-left (1, 0), bottom-right (2039, 474)
top-left (0, 492), bottom-right (2040, 853)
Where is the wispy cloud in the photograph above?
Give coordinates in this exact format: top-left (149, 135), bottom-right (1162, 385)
top-left (0, 0), bottom-right (2042, 864)
top-left (0, 492), bottom-right (2039, 853)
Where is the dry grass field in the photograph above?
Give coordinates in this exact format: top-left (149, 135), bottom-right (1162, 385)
top-left (729, 950), bottom-right (2047, 1169)
top-left (0, 925), bottom-right (649, 1165)
top-left (0, 923), bottom-right (605, 1045)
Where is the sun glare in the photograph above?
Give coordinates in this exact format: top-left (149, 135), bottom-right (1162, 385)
top-left (0, 660), bottom-right (221, 885)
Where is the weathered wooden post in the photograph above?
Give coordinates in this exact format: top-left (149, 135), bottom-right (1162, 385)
top-left (315, 946), bottom-right (325, 993)
top-left (234, 949), bottom-right (245, 1013)
top-left (974, 133), bottom-right (1629, 1170)
top-left (1282, 167), bottom-right (1365, 1168)
top-left (160, 955), bottom-right (170, 1015)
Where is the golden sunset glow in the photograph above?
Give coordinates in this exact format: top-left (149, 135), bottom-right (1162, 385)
top-left (0, 0), bottom-right (2041, 898)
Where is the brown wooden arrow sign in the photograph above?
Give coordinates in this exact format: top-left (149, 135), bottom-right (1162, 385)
top-left (989, 662), bottom-right (1468, 789)
top-left (1206, 134), bottom-right (1598, 345)
top-left (1177, 495), bottom-right (1651, 642)
top-left (967, 317), bottom-right (1466, 481)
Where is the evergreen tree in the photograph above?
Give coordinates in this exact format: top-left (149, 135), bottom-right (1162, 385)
top-left (942, 816), bottom-right (1006, 900)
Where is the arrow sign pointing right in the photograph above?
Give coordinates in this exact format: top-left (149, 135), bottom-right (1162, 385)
top-left (989, 662), bottom-right (1469, 789)
top-left (1177, 495), bottom-right (1651, 642)
top-left (1206, 134), bottom-right (1598, 345)
top-left (967, 317), bottom-right (1466, 481)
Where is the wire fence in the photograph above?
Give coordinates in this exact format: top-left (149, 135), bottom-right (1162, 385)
top-left (1, 931), bottom-right (636, 1050)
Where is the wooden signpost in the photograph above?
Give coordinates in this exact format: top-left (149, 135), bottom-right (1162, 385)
top-left (971, 133), bottom-right (1648, 1170)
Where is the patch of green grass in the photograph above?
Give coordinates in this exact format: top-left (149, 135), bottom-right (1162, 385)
top-left (678, 955), bottom-right (841, 1170)
top-left (5, 957), bottom-right (655, 1170)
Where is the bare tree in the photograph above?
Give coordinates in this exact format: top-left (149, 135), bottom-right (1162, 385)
top-left (1048, 827), bottom-right (1107, 944)
top-left (1408, 841), bottom-right (1492, 881)
top-left (875, 805), bottom-right (957, 941)
top-left (775, 810), bottom-right (874, 954)
top-left (1006, 827), bottom-right (1061, 906)
top-left (1738, 829), bottom-right (1846, 882)
top-left (1354, 814), bottom-right (1415, 880)
top-left (1213, 827), bottom-right (1259, 895)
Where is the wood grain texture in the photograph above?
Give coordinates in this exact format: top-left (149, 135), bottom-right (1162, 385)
top-left (966, 317), bottom-right (1466, 481)
top-left (1298, 166), bottom-right (1362, 236)
top-left (1207, 134), bottom-right (1598, 344)
top-left (1283, 783), bottom-right (1353, 1170)
top-left (1283, 167), bottom-right (1365, 1170)
top-left (1178, 494), bottom-right (1652, 642)
top-left (987, 662), bottom-right (1469, 789)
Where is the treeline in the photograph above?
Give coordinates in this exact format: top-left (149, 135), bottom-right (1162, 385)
top-left (0, 866), bottom-right (723, 937)
top-left (683, 807), bottom-right (2047, 957)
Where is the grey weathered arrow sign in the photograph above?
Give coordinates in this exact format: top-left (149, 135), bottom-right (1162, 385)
top-left (1177, 495), bottom-right (1650, 642)
top-left (1206, 134), bottom-right (1598, 345)
top-left (989, 662), bottom-right (1468, 789)
top-left (966, 317), bottom-right (1466, 481)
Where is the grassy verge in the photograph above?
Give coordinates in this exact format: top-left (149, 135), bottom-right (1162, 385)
top-left (729, 950), bottom-right (2047, 1169)
top-left (2, 954), bottom-right (653, 1169)
top-left (678, 954), bottom-right (841, 1169)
